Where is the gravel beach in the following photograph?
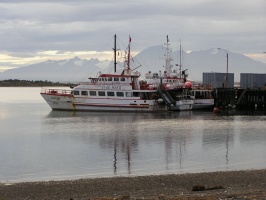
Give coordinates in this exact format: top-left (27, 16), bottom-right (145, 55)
top-left (1, 169), bottom-right (266, 199)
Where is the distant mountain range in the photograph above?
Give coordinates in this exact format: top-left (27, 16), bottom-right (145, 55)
top-left (1, 46), bottom-right (265, 82)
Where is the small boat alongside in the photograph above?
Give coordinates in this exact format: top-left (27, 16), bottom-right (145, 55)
top-left (188, 87), bottom-right (214, 110)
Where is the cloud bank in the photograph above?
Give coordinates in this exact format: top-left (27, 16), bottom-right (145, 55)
top-left (0, 0), bottom-right (266, 71)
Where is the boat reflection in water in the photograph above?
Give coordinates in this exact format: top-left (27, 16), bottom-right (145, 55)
top-left (42, 110), bottom-right (266, 179)
top-left (1, 88), bottom-right (265, 183)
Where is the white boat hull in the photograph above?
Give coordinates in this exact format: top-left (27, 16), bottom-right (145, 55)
top-left (169, 100), bottom-right (194, 111)
top-left (41, 93), bottom-right (167, 112)
top-left (192, 99), bottom-right (214, 110)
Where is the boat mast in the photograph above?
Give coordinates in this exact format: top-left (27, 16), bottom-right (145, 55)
top-left (179, 40), bottom-right (182, 78)
top-left (127, 36), bottom-right (131, 70)
top-left (165, 35), bottom-right (173, 77)
top-left (113, 34), bottom-right (117, 73)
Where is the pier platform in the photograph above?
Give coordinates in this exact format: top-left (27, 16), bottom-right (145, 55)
top-left (214, 88), bottom-right (266, 110)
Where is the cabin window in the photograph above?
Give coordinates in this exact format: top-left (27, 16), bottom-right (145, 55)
top-left (116, 92), bottom-right (124, 97)
top-left (140, 92), bottom-right (148, 99)
top-left (133, 92), bottom-right (139, 97)
top-left (121, 77), bottom-right (125, 81)
top-left (89, 91), bottom-right (96, 96)
top-left (73, 90), bottom-right (80, 95)
top-left (125, 92), bottom-right (133, 97)
top-left (81, 91), bottom-right (88, 96)
top-left (108, 77), bottom-right (112, 81)
top-left (107, 91), bottom-right (115, 96)
top-left (98, 91), bottom-right (105, 96)
top-left (196, 91), bottom-right (200, 97)
top-left (114, 77), bottom-right (119, 81)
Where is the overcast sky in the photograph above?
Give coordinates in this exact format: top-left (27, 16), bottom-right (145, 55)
top-left (0, 0), bottom-right (266, 72)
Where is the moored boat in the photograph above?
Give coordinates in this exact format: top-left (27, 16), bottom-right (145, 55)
top-left (41, 35), bottom-right (168, 112)
top-left (188, 86), bottom-right (214, 110)
top-left (41, 35), bottom-right (214, 112)
top-left (143, 36), bottom-right (194, 111)
top-left (143, 36), bottom-right (214, 110)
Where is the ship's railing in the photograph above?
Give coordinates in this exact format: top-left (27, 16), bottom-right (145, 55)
top-left (41, 88), bottom-right (72, 95)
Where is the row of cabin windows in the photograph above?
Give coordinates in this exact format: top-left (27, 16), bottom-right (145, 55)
top-left (73, 90), bottom-right (133, 97)
top-left (98, 77), bottom-right (126, 82)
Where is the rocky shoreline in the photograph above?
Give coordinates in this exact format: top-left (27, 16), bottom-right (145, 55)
top-left (1, 169), bottom-right (266, 199)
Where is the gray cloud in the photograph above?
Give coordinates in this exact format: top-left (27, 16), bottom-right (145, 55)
top-left (0, 0), bottom-right (265, 56)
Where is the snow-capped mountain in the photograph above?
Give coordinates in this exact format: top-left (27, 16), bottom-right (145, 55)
top-left (0, 46), bottom-right (265, 82)
top-left (0, 56), bottom-right (113, 83)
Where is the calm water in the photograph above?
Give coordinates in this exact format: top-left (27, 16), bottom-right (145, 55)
top-left (1, 87), bottom-right (266, 183)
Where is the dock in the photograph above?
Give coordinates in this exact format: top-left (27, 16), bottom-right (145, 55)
top-left (214, 88), bottom-right (266, 110)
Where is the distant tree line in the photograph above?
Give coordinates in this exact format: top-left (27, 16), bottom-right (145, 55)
top-left (0, 79), bottom-right (76, 87)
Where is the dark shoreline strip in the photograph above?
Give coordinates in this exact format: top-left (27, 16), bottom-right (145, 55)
top-left (1, 169), bottom-right (266, 199)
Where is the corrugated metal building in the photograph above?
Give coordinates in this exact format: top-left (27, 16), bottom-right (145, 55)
top-left (240, 73), bottom-right (266, 89)
top-left (203, 72), bottom-right (234, 88)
